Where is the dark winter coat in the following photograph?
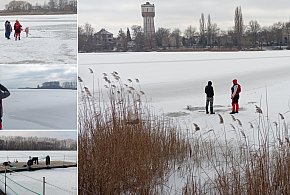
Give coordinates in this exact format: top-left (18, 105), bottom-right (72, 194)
top-left (5, 22), bottom-right (12, 33)
top-left (0, 84), bottom-right (10, 119)
top-left (5, 21), bottom-right (12, 39)
top-left (205, 82), bottom-right (214, 97)
top-left (231, 79), bottom-right (241, 98)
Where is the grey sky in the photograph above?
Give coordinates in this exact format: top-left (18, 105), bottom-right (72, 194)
top-left (79, 0), bottom-right (290, 35)
top-left (0, 130), bottom-right (77, 140)
top-left (0, 65), bottom-right (77, 89)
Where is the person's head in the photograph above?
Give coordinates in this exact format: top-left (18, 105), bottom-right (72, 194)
top-left (208, 81), bottom-right (212, 86)
top-left (233, 79), bottom-right (238, 85)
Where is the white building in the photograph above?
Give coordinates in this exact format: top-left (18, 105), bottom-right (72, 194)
top-left (141, 2), bottom-right (156, 49)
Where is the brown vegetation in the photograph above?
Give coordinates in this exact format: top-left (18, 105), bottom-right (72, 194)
top-left (78, 73), bottom-right (190, 194)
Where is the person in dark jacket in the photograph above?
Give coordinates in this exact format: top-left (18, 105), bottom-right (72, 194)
top-left (46, 155), bottom-right (51, 166)
top-left (0, 84), bottom-right (10, 130)
top-left (230, 79), bottom-right (241, 114)
top-left (205, 81), bottom-right (215, 114)
top-left (4, 21), bottom-right (12, 39)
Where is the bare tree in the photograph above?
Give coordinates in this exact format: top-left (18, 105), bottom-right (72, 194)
top-left (247, 20), bottom-right (261, 47)
top-left (78, 23), bottom-right (95, 52)
top-left (234, 6), bottom-right (244, 49)
top-left (117, 28), bottom-right (127, 51)
top-left (155, 27), bottom-right (170, 48)
top-left (171, 28), bottom-right (182, 48)
top-left (6, 1), bottom-right (32, 12)
top-left (272, 22), bottom-right (283, 48)
top-left (285, 22), bottom-right (290, 48)
top-left (207, 14), bottom-right (213, 47)
top-left (184, 25), bottom-right (196, 47)
top-left (199, 13), bottom-right (206, 48)
top-left (131, 25), bottom-right (144, 51)
top-left (48, 0), bottom-right (56, 11)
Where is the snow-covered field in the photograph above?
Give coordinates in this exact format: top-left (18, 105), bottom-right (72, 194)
top-left (2, 89), bottom-right (77, 130)
top-left (0, 151), bottom-right (77, 195)
top-left (0, 14), bottom-right (77, 64)
top-left (79, 51), bottom-right (290, 192)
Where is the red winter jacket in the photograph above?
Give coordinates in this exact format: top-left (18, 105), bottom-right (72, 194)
top-left (14, 21), bottom-right (22, 34)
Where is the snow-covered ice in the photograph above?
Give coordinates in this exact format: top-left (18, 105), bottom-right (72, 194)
top-left (79, 51), bottom-right (290, 193)
top-left (0, 151), bottom-right (77, 195)
top-left (79, 51), bottom-right (290, 124)
top-left (0, 14), bottom-right (77, 64)
top-left (2, 89), bottom-right (77, 130)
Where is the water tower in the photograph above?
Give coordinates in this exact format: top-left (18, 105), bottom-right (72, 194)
top-left (141, 2), bottom-right (156, 49)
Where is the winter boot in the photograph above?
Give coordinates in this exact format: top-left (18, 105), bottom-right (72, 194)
top-left (230, 103), bottom-right (235, 114)
top-left (235, 103), bottom-right (239, 113)
top-left (210, 107), bottom-right (215, 114)
top-left (205, 105), bottom-right (209, 114)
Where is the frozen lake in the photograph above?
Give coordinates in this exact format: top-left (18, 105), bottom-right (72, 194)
top-left (2, 89), bottom-right (77, 130)
top-left (0, 14), bottom-right (77, 64)
top-left (79, 51), bottom-right (290, 119)
top-left (0, 151), bottom-right (77, 195)
top-left (79, 50), bottom-right (290, 193)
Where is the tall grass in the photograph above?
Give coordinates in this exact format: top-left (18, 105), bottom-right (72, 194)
top-left (183, 108), bottom-right (290, 195)
top-left (78, 73), bottom-right (190, 194)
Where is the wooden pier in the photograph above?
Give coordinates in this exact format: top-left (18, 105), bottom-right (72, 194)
top-left (0, 161), bottom-right (76, 173)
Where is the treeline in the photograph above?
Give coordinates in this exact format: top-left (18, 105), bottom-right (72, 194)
top-left (3, 0), bottom-right (77, 13)
top-left (0, 136), bottom-right (77, 150)
top-left (79, 6), bottom-right (290, 52)
top-left (37, 81), bottom-right (77, 89)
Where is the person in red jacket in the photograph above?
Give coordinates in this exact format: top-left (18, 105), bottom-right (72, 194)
top-left (0, 84), bottom-right (10, 130)
top-left (230, 79), bottom-right (241, 114)
top-left (14, 20), bottom-right (22, 41)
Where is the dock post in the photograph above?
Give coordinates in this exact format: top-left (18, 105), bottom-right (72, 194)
top-left (4, 167), bottom-right (6, 194)
top-left (43, 177), bottom-right (45, 195)
top-left (63, 155), bottom-right (65, 166)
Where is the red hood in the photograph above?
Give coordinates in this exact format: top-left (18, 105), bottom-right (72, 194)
top-left (233, 79), bottom-right (238, 84)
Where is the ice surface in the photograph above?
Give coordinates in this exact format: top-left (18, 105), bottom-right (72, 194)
top-left (2, 89), bottom-right (77, 130)
top-left (79, 51), bottom-right (290, 120)
top-left (0, 14), bottom-right (77, 64)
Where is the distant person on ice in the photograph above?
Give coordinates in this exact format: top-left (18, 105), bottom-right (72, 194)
top-left (0, 84), bottom-right (10, 130)
top-left (45, 155), bottom-right (51, 166)
top-left (230, 79), bottom-right (241, 114)
top-left (205, 81), bottom-right (215, 114)
top-left (4, 21), bottom-right (12, 39)
top-left (24, 27), bottom-right (29, 37)
top-left (14, 20), bottom-right (22, 41)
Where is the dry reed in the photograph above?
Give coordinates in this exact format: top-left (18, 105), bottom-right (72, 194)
top-left (78, 74), bottom-right (190, 194)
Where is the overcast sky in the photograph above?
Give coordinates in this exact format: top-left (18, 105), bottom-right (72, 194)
top-left (79, 0), bottom-right (290, 35)
top-left (0, 65), bottom-right (76, 89)
top-left (0, 130), bottom-right (77, 140)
